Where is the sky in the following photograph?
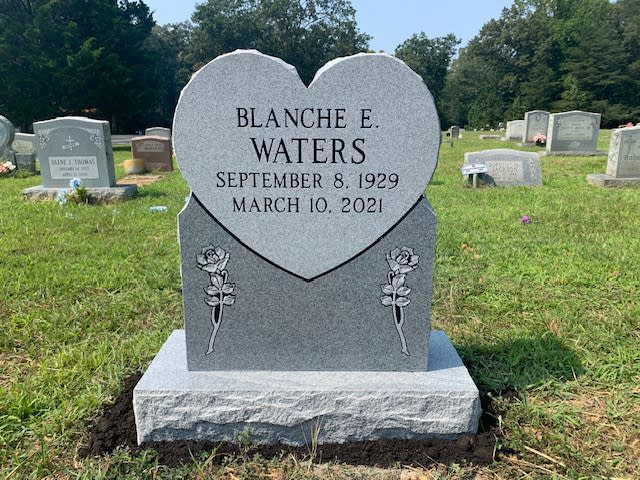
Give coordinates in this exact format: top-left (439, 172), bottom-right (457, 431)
top-left (144, 0), bottom-right (514, 52)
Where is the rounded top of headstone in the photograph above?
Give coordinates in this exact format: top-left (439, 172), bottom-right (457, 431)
top-left (173, 49), bottom-right (440, 280)
top-left (0, 115), bottom-right (16, 152)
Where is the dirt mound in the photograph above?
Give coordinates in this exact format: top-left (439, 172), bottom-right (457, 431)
top-left (79, 373), bottom-right (502, 468)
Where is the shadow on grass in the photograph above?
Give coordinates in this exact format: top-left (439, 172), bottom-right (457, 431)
top-left (458, 333), bottom-right (584, 393)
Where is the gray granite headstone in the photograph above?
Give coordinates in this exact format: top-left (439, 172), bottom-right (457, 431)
top-left (448, 125), bottom-right (460, 139)
top-left (135, 50), bottom-right (481, 445)
top-left (546, 110), bottom-right (601, 154)
top-left (12, 133), bottom-right (36, 154)
top-left (0, 115), bottom-right (15, 159)
top-left (145, 126), bottom-right (171, 139)
top-left (587, 126), bottom-right (640, 186)
top-left (523, 110), bottom-right (550, 144)
top-left (504, 120), bottom-right (524, 141)
top-left (131, 135), bottom-right (173, 171)
top-left (464, 148), bottom-right (542, 186)
top-left (33, 116), bottom-right (116, 188)
top-left (174, 50), bottom-right (440, 370)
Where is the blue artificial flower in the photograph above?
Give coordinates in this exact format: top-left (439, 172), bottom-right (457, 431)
top-left (69, 178), bottom-right (82, 190)
top-left (57, 189), bottom-right (68, 205)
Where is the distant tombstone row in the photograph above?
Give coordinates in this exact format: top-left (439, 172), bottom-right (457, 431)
top-left (587, 125), bottom-right (640, 186)
top-left (463, 149), bottom-right (542, 187)
top-left (23, 116), bottom-right (136, 201)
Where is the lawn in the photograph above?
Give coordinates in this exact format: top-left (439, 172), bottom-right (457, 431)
top-left (1, 134), bottom-right (638, 479)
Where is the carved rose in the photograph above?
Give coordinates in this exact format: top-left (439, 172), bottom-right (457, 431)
top-left (196, 245), bottom-right (230, 274)
top-left (386, 247), bottom-right (419, 274)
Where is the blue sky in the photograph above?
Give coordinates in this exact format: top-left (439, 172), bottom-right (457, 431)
top-left (144, 0), bottom-right (514, 52)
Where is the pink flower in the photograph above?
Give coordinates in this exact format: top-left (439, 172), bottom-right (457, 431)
top-left (520, 215), bottom-right (531, 224)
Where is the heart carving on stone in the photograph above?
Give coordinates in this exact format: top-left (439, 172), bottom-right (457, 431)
top-left (173, 50), bottom-right (440, 280)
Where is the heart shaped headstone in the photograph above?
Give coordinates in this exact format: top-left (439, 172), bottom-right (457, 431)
top-left (174, 50), bottom-right (439, 280)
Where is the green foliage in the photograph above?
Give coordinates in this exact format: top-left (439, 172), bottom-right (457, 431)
top-left (440, 0), bottom-right (640, 128)
top-left (394, 33), bottom-right (460, 103)
top-left (188, 0), bottom-right (370, 85)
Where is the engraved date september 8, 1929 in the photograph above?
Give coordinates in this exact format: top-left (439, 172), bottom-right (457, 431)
top-left (216, 171), bottom-right (399, 214)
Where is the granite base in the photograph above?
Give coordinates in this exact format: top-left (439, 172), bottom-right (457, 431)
top-left (541, 150), bottom-right (607, 156)
top-left (587, 173), bottom-right (640, 187)
top-left (133, 330), bottom-right (481, 446)
top-left (23, 184), bottom-right (137, 202)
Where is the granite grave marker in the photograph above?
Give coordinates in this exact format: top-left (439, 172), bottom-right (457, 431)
top-left (12, 133), bottom-right (37, 174)
top-left (504, 120), bottom-right (524, 141)
top-left (0, 115), bottom-right (15, 162)
top-left (523, 110), bottom-right (550, 145)
top-left (546, 110), bottom-right (602, 154)
top-left (145, 126), bottom-right (171, 139)
top-left (23, 116), bottom-right (136, 200)
top-left (587, 125), bottom-right (640, 186)
top-left (131, 135), bottom-right (173, 171)
top-left (134, 50), bottom-right (480, 445)
top-left (464, 148), bottom-right (542, 186)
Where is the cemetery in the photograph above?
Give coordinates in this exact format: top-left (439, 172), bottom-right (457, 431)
top-left (1, 1), bottom-right (640, 479)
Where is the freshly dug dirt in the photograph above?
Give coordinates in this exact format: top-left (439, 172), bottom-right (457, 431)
top-left (78, 373), bottom-right (503, 468)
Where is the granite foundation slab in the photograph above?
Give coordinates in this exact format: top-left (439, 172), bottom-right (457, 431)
top-left (586, 173), bottom-right (640, 187)
top-left (23, 184), bottom-right (137, 202)
top-left (133, 329), bottom-right (481, 446)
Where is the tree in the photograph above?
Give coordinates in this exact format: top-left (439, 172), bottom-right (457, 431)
top-left (0, 0), bottom-right (160, 132)
top-left (394, 33), bottom-right (460, 103)
top-left (187, 0), bottom-right (370, 84)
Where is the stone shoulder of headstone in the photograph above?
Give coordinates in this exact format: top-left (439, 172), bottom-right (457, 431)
top-left (145, 127), bottom-right (171, 139)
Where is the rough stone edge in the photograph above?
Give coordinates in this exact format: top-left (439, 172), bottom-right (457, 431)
top-left (22, 184), bottom-right (138, 202)
top-left (133, 330), bottom-right (481, 446)
top-left (586, 173), bottom-right (640, 187)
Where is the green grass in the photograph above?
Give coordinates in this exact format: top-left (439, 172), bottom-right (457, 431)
top-left (1, 134), bottom-right (639, 479)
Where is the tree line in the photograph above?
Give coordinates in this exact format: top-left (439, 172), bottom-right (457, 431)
top-left (0, 0), bottom-right (637, 133)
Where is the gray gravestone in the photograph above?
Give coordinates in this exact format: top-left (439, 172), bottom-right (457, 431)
top-left (12, 133), bottom-right (37, 174)
top-left (145, 126), bottom-right (171, 139)
top-left (131, 135), bottom-right (173, 171)
top-left (448, 125), bottom-right (460, 139)
top-left (587, 126), bottom-right (640, 186)
top-left (546, 111), bottom-right (602, 154)
top-left (464, 148), bottom-right (542, 186)
top-left (134, 50), bottom-right (480, 445)
top-left (34, 116), bottom-right (115, 188)
top-left (504, 120), bottom-right (524, 141)
top-left (0, 115), bottom-right (15, 161)
top-left (24, 116), bottom-right (136, 200)
top-left (523, 110), bottom-right (550, 144)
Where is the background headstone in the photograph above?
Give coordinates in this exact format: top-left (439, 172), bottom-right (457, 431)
top-left (135, 50), bottom-right (480, 445)
top-left (33, 116), bottom-right (116, 188)
top-left (587, 126), bottom-right (640, 186)
top-left (464, 148), bottom-right (542, 186)
top-left (24, 116), bottom-right (136, 201)
top-left (0, 115), bottom-right (15, 161)
top-left (546, 111), bottom-right (601, 154)
top-left (523, 110), bottom-right (550, 144)
top-left (131, 135), bottom-right (173, 171)
top-left (145, 126), bottom-right (171, 139)
top-left (504, 120), bottom-right (525, 141)
top-left (12, 133), bottom-right (37, 174)
top-left (448, 125), bottom-right (460, 139)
